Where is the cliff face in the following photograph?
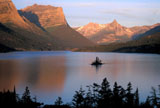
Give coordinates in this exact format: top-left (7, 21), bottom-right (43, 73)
top-left (19, 4), bottom-right (67, 29)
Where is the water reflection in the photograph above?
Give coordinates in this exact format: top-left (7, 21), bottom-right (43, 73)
top-left (0, 52), bottom-right (160, 104)
top-left (0, 55), bottom-right (67, 93)
top-left (92, 64), bottom-right (102, 72)
top-left (36, 56), bottom-right (67, 92)
top-left (0, 60), bottom-right (20, 91)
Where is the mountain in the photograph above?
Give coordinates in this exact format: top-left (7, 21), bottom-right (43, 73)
top-left (75, 20), bottom-right (160, 44)
top-left (78, 25), bottom-right (160, 54)
top-left (0, 0), bottom-right (62, 51)
top-left (0, 1), bottom-right (94, 52)
top-left (76, 20), bottom-right (133, 44)
top-left (0, 43), bottom-right (16, 52)
top-left (0, 0), bottom-right (48, 35)
top-left (19, 4), bottom-right (95, 48)
top-left (112, 30), bottom-right (160, 54)
top-left (132, 25), bottom-right (160, 40)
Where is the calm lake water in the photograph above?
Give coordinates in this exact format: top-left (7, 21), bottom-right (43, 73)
top-left (0, 51), bottom-right (160, 104)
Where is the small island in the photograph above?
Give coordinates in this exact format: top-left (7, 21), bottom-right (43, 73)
top-left (91, 57), bottom-right (103, 66)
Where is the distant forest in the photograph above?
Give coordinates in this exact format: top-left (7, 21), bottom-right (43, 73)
top-left (77, 32), bottom-right (160, 54)
top-left (0, 78), bottom-right (160, 108)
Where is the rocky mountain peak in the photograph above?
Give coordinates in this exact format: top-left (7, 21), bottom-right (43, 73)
top-left (33, 3), bottom-right (38, 6)
top-left (109, 19), bottom-right (120, 27)
top-left (20, 4), bottom-right (67, 28)
top-left (86, 22), bottom-right (101, 28)
top-left (76, 22), bottom-right (107, 38)
top-left (112, 19), bottom-right (118, 24)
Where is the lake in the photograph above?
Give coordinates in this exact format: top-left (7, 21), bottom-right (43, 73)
top-left (0, 51), bottom-right (160, 104)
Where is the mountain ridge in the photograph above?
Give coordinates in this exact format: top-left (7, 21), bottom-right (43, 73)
top-left (75, 20), bottom-right (160, 44)
top-left (77, 25), bottom-right (160, 54)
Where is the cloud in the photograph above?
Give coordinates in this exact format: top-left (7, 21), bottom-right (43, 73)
top-left (101, 10), bottom-right (136, 18)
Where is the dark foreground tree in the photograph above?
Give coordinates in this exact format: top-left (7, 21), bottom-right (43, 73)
top-left (19, 86), bottom-right (42, 108)
top-left (72, 87), bottom-right (85, 108)
top-left (125, 82), bottom-right (134, 107)
top-left (55, 97), bottom-right (63, 106)
top-left (134, 88), bottom-right (140, 107)
top-left (1, 77), bottom-right (160, 108)
top-left (98, 78), bottom-right (112, 107)
top-left (84, 86), bottom-right (94, 108)
top-left (21, 86), bottom-right (32, 103)
top-left (112, 82), bottom-right (124, 108)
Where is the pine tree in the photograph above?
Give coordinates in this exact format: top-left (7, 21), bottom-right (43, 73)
top-left (150, 87), bottom-right (158, 108)
top-left (119, 87), bottom-right (126, 105)
top-left (98, 78), bottom-right (112, 107)
top-left (21, 86), bottom-right (32, 104)
top-left (125, 82), bottom-right (134, 107)
top-left (142, 96), bottom-right (152, 108)
top-left (134, 88), bottom-right (139, 107)
top-left (84, 86), bottom-right (93, 108)
top-left (158, 85), bottom-right (160, 107)
top-left (91, 83), bottom-right (101, 107)
top-left (72, 87), bottom-right (85, 108)
top-left (112, 82), bottom-right (123, 107)
top-left (54, 97), bottom-right (63, 106)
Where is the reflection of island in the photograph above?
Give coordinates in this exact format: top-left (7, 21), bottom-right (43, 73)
top-left (92, 64), bottom-right (102, 72)
top-left (0, 56), bottom-right (67, 93)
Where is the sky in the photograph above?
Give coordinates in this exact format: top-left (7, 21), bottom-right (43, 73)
top-left (12, 0), bottom-right (160, 27)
